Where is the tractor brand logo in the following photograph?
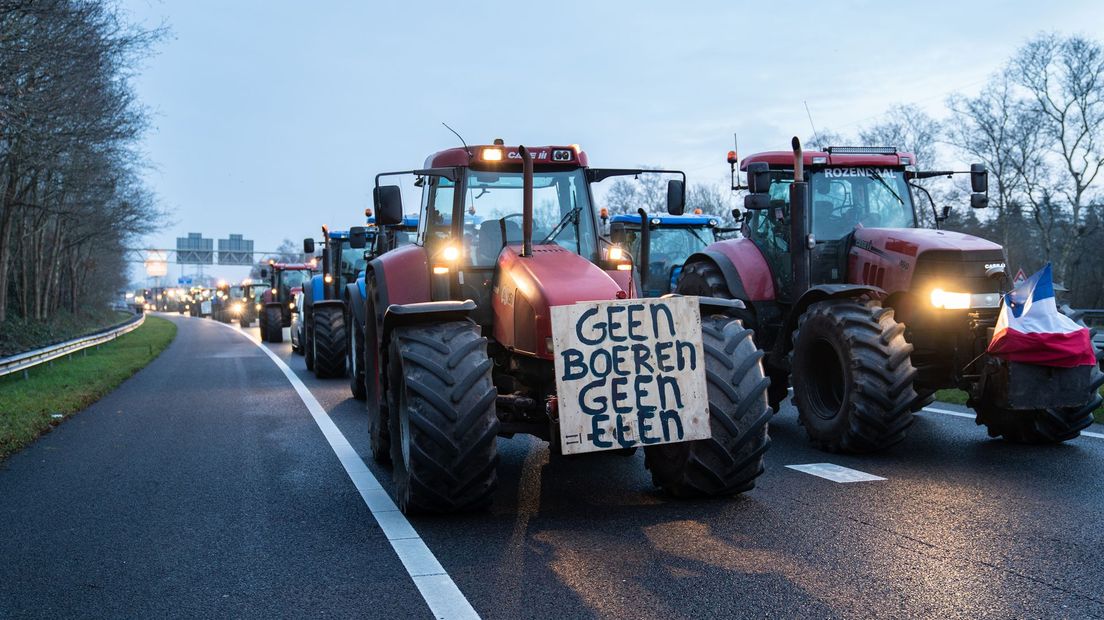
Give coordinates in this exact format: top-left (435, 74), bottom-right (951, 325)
top-left (497, 285), bottom-right (515, 307)
top-left (507, 150), bottom-right (549, 160)
top-left (985, 262), bottom-right (1006, 270)
top-left (823, 167), bottom-right (898, 178)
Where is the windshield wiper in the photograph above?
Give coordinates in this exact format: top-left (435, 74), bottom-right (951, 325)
top-left (540, 206), bottom-right (581, 245)
top-left (867, 170), bottom-right (904, 205)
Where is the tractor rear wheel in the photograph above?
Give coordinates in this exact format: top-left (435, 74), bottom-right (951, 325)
top-left (791, 299), bottom-right (917, 453)
top-left (263, 306), bottom-right (283, 343)
top-left (387, 320), bottom-right (498, 514)
top-left (312, 306), bottom-right (347, 379)
top-left (365, 292), bottom-right (389, 464)
top-left (349, 313), bottom-right (367, 400)
top-left (677, 259), bottom-right (790, 410)
top-left (644, 314), bottom-right (771, 497)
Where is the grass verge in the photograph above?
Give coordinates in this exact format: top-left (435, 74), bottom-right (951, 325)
top-left (0, 316), bottom-right (177, 459)
top-left (0, 308), bottom-right (134, 357)
top-left (934, 387), bottom-right (1104, 424)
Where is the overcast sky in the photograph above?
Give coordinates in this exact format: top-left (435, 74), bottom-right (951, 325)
top-left (122, 0), bottom-right (1104, 284)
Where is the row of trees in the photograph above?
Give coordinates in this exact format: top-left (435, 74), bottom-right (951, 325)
top-left (604, 34), bottom-right (1104, 307)
top-left (817, 34), bottom-right (1104, 306)
top-left (0, 1), bottom-right (161, 323)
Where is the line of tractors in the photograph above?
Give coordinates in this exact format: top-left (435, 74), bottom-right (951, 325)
top-left (201, 136), bottom-right (1104, 515)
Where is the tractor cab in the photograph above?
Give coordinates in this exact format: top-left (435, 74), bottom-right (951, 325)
top-left (609, 213), bottom-right (720, 297)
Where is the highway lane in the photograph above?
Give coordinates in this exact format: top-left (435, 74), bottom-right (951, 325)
top-left (0, 315), bottom-right (429, 619)
top-left (4, 313), bottom-right (1104, 618)
top-left (253, 317), bottom-right (1104, 619)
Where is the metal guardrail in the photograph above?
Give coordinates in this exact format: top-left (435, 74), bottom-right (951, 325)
top-left (0, 312), bottom-right (146, 379)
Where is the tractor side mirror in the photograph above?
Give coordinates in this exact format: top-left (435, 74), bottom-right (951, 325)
top-left (666, 179), bottom-right (685, 216)
top-left (259, 268), bottom-right (268, 278)
top-left (744, 194), bottom-right (772, 210)
top-left (970, 164), bottom-right (988, 193)
top-left (303, 238), bottom-right (315, 255)
top-left (374, 185), bottom-right (403, 226)
top-left (970, 193), bottom-right (989, 209)
top-left (349, 226), bottom-right (367, 249)
top-left (730, 208), bottom-right (745, 224)
top-left (938, 205), bottom-right (952, 221)
top-left (746, 162), bottom-right (771, 194)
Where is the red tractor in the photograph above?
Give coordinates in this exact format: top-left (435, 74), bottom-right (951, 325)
top-left (258, 261), bottom-right (315, 343)
top-left (677, 138), bottom-right (1103, 452)
top-left (359, 141), bottom-right (772, 514)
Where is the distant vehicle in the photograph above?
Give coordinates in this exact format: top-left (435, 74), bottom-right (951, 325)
top-left (291, 289), bottom-right (305, 354)
top-left (608, 212), bottom-right (723, 297)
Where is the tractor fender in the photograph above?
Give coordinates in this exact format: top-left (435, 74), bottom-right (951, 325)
top-left (660, 293), bottom-right (747, 316)
top-left (380, 300), bottom-right (477, 373)
top-left (346, 281), bottom-right (366, 329)
top-left (770, 283), bottom-right (885, 367)
top-left (306, 274), bottom-right (325, 307)
top-left (684, 240), bottom-right (775, 302)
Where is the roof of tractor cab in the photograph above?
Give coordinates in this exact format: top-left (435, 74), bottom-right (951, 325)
top-left (366, 216), bottom-right (419, 228)
top-left (610, 214), bottom-right (719, 226)
top-left (272, 263), bottom-right (315, 270)
top-left (424, 144), bottom-right (589, 168)
top-left (740, 148), bottom-right (915, 170)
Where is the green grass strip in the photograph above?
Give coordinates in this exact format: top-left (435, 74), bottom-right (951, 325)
top-left (0, 316), bottom-right (177, 459)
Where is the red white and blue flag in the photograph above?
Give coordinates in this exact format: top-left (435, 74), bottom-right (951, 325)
top-left (988, 263), bottom-right (1096, 368)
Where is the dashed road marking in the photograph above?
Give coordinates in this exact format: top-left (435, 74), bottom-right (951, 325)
top-left (922, 406), bottom-right (975, 420)
top-left (214, 319), bottom-right (480, 620)
top-left (786, 463), bottom-right (886, 483)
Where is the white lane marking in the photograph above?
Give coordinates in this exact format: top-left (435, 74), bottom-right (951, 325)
top-left (923, 405), bottom-right (1104, 439)
top-left (786, 463), bottom-right (886, 483)
top-left (214, 320), bottom-right (480, 620)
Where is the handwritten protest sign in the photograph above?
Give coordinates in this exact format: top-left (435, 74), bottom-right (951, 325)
top-left (551, 296), bottom-right (710, 455)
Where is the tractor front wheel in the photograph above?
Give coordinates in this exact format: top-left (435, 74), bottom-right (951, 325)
top-left (263, 306), bottom-right (283, 343)
top-left (312, 306), bottom-right (347, 379)
top-left (387, 320), bottom-right (499, 514)
top-left (791, 299), bottom-right (916, 453)
top-left (349, 313), bottom-right (367, 400)
top-left (644, 314), bottom-right (771, 497)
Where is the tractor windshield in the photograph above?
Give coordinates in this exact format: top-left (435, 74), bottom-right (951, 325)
top-left (810, 168), bottom-right (915, 239)
top-left (277, 269), bottom-right (310, 300)
top-left (432, 169), bottom-right (598, 267)
top-left (624, 225), bottom-right (715, 295)
top-left (339, 241), bottom-right (368, 280)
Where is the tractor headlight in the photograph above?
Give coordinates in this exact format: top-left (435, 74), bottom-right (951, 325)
top-left (607, 246), bottom-right (624, 261)
top-left (324, 274), bottom-right (333, 284)
top-left (255, 303), bottom-right (261, 311)
top-left (231, 302), bottom-right (243, 315)
top-left (930, 289), bottom-right (1001, 310)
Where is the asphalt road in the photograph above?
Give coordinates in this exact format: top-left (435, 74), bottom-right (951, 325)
top-left (2, 313), bottom-right (1103, 619)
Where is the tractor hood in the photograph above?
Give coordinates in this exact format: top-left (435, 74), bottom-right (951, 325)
top-left (852, 227), bottom-right (1002, 255)
top-left (848, 227), bottom-right (1006, 296)
top-left (493, 245), bottom-right (627, 359)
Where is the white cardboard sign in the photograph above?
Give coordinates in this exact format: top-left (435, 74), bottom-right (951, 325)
top-left (551, 296), bottom-right (710, 455)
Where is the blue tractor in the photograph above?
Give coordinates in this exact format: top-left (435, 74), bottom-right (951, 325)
top-left (607, 210), bottom-right (724, 297)
top-left (346, 215), bottom-right (418, 399)
top-left (301, 226), bottom-right (370, 378)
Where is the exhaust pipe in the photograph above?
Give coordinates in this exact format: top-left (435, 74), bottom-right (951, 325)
top-left (789, 136), bottom-right (810, 294)
top-left (520, 145), bottom-right (533, 258)
top-left (637, 207), bottom-right (650, 288)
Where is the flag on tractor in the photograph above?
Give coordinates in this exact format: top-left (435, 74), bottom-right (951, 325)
top-left (987, 263), bottom-right (1096, 368)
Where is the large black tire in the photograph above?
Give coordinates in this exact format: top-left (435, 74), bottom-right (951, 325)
top-left (349, 313), bottom-right (367, 400)
top-left (644, 314), bottom-right (772, 497)
top-left (365, 290), bottom-right (389, 464)
top-left (791, 299), bottom-right (917, 453)
top-left (677, 259), bottom-right (790, 410)
top-left (387, 321), bottom-right (498, 514)
top-left (239, 315), bottom-right (249, 329)
top-left (263, 306), bottom-right (283, 343)
top-left (312, 306), bottom-right (347, 379)
top-left (972, 337), bottom-right (1103, 444)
